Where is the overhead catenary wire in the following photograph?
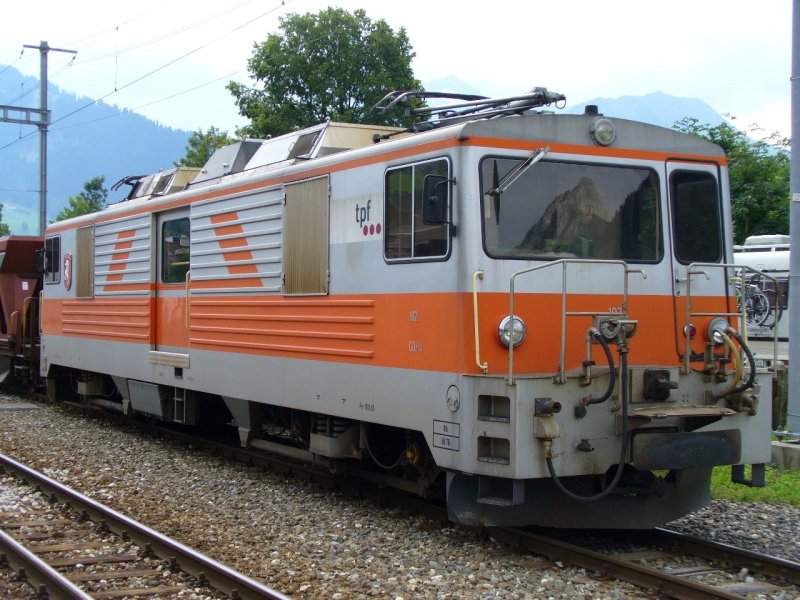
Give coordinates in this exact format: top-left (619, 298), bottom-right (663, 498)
top-left (74, 0), bottom-right (266, 66)
top-left (62, 3), bottom-right (167, 49)
top-left (2, 0), bottom-right (260, 104)
top-left (46, 0), bottom-right (292, 128)
top-left (0, 50), bottom-right (26, 78)
top-left (0, 67), bottom-right (247, 152)
top-left (50, 68), bottom-right (247, 132)
top-left (0, 0), bottom-right (292, 152)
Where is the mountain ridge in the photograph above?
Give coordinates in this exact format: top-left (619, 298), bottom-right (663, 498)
top-left (0, 66), bottom-right (190, 233)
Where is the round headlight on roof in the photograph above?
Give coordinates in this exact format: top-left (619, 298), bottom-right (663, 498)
top-left (590, 117), bottom-right (616, 146)
top-left (498, 315), bottom-right (526, 348)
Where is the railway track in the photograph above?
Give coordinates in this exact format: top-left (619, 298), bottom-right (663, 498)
top-left (489, 526), bottom-right (800, 599)
top-left (86, 400), bottom-right (800, 599)
top-left (0, 451), bottom-right (290, 600)
top-left (6, 391), bottom-right (800, 599)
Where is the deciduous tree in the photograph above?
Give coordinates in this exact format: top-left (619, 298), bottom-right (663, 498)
top-left (175, 127), bottom-right (236, 168)
top-left (228, 8), bottom-right (421, 138)
top-left (674, 117), bottom-right (789, 244)
top-left (54, 176), bottom-right (108, 222)
top-left (0, 203), bottom-right (11, 236)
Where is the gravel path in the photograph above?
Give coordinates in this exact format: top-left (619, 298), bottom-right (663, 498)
top-left (0, 394), bottom-right (795, 599)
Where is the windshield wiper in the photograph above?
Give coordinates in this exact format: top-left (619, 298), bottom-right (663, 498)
top-left (487, 146), bottom-right (550, 197)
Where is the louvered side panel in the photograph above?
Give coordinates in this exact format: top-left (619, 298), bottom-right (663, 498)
top-left (189, 298), bottom-right (375, 359)
top-left (190, 188), bottom-right (284, 295)
top-left (283, 176), bottom-right (329, 295)
top-left (94, 214), bottom-right (152, 296)
top-left (62, 298), bottom-right (150, 342)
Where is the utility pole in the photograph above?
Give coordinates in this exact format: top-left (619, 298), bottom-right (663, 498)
top-left (789, 0), bottom-right (800, 434)
top-left (0, 41), bottom-right (76, 234)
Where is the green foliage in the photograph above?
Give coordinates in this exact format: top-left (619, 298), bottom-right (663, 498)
top-left (175, 127), bottom-right (236, 168)
top-left (711, 465), bottom-right (800, 506)
top-left (228, 8), bottom-right (421, 138)
top-left (0, 203), bottom-right (11, 236)
top-left (54, 176), bottom-right (108, 222)
top-left (673, 117), bottom-right (790, 244)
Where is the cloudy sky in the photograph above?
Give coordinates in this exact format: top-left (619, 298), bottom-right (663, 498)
top-left (1, 0), bottom-right (792, 139)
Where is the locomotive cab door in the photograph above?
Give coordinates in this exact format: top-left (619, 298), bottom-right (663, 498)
top-left (666, 160), bottom-right (729, 359)
top-left (155, 209), bottom-right (191, 353)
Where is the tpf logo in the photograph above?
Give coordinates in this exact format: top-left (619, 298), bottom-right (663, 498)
top-left (355, 199), bottom-right (381, 237)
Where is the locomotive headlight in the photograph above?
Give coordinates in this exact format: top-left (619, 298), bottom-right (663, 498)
top-left (498, 315), bottom-right (526, 347)
top-left (590, 117), bottom-right (616, 146)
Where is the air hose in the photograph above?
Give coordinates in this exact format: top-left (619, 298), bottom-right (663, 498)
top-left (545, 351), bottom-right (630, 502)
top-left (363, 430), bottom-right (404, 470)
top-left (715, 332), bottom-right (743, 399)
top-left (726, 328), bottom-right (756, 394)
top-left (586, 329), bottom-right (617, 405)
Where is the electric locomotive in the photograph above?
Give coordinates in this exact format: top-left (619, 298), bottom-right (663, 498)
top-left (38, 88), bottom-right (774, 528)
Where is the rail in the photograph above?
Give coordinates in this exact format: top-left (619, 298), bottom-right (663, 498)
top-left (507, 259), bottom-right (645, 384)
top-left (0, 527), bottom-right (92, 599)
top-left (683, 263), bottom-right (779, 375)
top-left (0, 452), bottom-right (291, 600)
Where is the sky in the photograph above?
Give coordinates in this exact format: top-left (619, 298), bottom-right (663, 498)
top-left (0, 0), bottom-right (793, 139)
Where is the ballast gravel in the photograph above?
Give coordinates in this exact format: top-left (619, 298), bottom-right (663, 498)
top-left (0, 394), bottom-right (796, 600)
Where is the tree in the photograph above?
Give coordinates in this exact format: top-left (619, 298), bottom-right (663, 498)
top-left (228, 8), bottom-right (421, 138)
top-left (175, 127), bottom-right (236, 168)
top-left (0, 203), bottom-right (11, 236)
top-left (673, 117), bottom-right (790, 244)
top-left (54, 176), bottom-right (108, 222)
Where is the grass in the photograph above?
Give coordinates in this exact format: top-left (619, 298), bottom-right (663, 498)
top-left (710, 465), bottom-right (800, 506)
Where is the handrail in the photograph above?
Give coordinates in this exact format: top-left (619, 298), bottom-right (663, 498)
top-left (22, 296), bottom-right (31, 347)
top-left (683, 262), bottom-right (779, 374)
top-left (185, 270), bottom-right (191, 330)
top-left (508, 259), bottom-right (645, 384)
top-left (472, 269), bottom-right (488, 373)
top-left (9, 310), bottom-right (18, 342)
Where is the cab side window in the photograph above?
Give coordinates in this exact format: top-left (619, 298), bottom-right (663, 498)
top-left (384, 158), bottom-right (450, 261)
top-left (162, 218), bottom-right (190, 283)
top-left (671, 170), bottom-right (722, 263)
top-left (44, 236), bottom-right (60, 284)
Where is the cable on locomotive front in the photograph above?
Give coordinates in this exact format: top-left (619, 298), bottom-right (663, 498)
top-left (543, 338), bottom-right (631, 502)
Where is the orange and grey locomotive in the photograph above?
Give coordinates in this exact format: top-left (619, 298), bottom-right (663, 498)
top-left (35, 88), bottom-right (773, 528)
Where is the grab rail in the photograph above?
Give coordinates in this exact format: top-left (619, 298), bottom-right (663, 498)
top-left (472, 269), bottom-right (488, 373)
top-left (185, 271), bottom-right (191, 330)
top-left (683, 262), bottom-right (778, 374)
top-left (508, 259), bottom-right (645, 385)
top-left (22, 297), bottom-right (31, 349)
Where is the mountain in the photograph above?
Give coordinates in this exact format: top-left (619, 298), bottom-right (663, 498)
top-left (519, 176), bottom-right (611, 253)
top-left (0, 66), bottom-right (190, 234)
top-left (564, 91), bottom-right (726, 130)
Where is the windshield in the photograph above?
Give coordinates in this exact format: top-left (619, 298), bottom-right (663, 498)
top-left (481, 158), bottom-right (662, 261)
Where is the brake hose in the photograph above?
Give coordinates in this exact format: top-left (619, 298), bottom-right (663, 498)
top-left (587, 329), bottom-right (617, 405)
top-left (727, 328), bottom-right (756, 394)
top-left (545, 351), bottom-right (630, 501)
top-left (714, 332), bottom-right (743, 399)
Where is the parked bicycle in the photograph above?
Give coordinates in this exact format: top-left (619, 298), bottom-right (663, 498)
top-left (734, 275), bottom-right (773, 327)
